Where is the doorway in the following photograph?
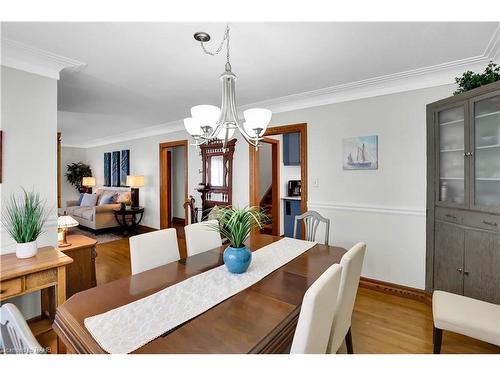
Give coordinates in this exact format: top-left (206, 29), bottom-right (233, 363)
top-left (251, 138), bottom-right (280, 235)
top-left (159, 140), bottom-right (188, 230)
top-left (249, 123), bottom-right (307, 237)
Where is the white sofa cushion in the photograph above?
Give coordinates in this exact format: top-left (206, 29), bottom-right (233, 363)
top-left (433, 290), bottom-right (500, 346)
top-left (72, 207), bottom-right (95, 221)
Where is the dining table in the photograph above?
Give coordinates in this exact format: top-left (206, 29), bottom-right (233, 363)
top-left (52, 234), bottom-right (346, 354)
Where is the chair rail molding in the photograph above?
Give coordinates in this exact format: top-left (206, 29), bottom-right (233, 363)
top-left (1, 38), bottom-right (87, 80)
top-left (308, 201), bottom-right (425, 217)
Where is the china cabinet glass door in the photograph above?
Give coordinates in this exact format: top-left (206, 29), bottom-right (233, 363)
top-left (437, 105), bottom-right (467, 207)
top-left (472, 92), bottom-right (500, 211)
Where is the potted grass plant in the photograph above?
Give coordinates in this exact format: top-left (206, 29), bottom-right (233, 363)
top-left (2, 189), bottom-right (50, 258)
top-left (209, 206), bottom-right (267, 274)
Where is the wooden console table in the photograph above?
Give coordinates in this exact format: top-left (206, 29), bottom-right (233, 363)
top-left (0, 247), bottom-right (73, 345)
top-left (58, 235), bottom-right (97, 299)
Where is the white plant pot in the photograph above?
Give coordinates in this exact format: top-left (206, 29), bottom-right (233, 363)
top-left (16, 241), bottom-right (38, 259)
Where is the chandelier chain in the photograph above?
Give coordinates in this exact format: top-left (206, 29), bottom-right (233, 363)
top-left (199, 24), bottom-right (230, 65)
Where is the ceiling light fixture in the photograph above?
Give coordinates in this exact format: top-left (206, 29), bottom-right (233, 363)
top-left (184, 25), bottom-right (272, 150)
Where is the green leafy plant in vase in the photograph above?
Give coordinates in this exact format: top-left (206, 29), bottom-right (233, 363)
top-left (209, 206), bottom-right (268, 274)
top-left (2, 189), bottom-right (50, 258)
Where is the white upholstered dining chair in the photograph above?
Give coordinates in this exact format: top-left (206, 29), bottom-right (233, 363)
top-left (0, 303), bottom-right (44, 354)
top-left (290, 264), bottom-right (343, 354)
top-left (129, 228), bottom-right (180, 275)
top-left (327, 242), bottom-right (366, 354)
top-left (184, 220), bottom-right (222, 257)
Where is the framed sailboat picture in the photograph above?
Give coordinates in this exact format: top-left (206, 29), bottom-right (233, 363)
top-left (342, 135), bottom-right (378, 170)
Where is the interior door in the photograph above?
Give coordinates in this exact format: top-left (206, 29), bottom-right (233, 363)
top-left (434, 221), bottom-right (465, 294)
top-left (435, 103), bottom-right (469, 209)
top-left (470, 90), bottom-right (500, 213)
top-left (464, 229), bottom-right (500, 303)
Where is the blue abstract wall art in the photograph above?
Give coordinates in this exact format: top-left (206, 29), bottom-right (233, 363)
top-left (103, 152), bottom-right (111, 186)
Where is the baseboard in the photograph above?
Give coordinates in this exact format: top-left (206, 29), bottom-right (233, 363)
top-left (359, 277), bottom-right (432, 305)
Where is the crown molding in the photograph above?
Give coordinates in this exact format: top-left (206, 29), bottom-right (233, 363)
top-left (242, 23), bottom-right (500, 114)
top-left (1, 38), bottom-right (86, 80)
top-left (62, 120), bottom-right (186, 148)
top-left (61, 23), bottom-right (500, 148)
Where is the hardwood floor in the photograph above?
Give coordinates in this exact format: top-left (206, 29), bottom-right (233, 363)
top-left (75, 234), bottom-right (500, 354)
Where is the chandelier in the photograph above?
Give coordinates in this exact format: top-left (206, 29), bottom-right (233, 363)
top-left (184, 25), bottom-right (272, 150)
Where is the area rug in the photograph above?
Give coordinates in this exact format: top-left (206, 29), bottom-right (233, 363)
top-left (68, 227), bottom-right (124, 244)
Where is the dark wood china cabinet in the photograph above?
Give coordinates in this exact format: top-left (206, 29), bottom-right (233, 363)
top-left (198, 139), bottom-right (236, 217)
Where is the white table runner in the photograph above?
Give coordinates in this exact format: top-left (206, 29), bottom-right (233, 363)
top-left (84, 237), bottom-right (316, 353)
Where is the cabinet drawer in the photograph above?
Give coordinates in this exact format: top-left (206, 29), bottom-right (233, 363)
top-left (435, 208), bottom-right (464, 225)
top-left (463, 212), bottom-right (500, 233)
top-left (25, 269), bottom-right (57, 291)
top-left (0, 278), bottom-right (23, 299)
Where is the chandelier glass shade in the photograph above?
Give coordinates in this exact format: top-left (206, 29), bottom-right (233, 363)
top-left (184, 25), bottom-right (272, 149)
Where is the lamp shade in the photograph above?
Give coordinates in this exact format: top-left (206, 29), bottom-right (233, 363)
top-left (126, 175), bottom-right (144, 188)
top-left (191, 105), bottom-right (220, 127)
top-left (58, 215), bottom-right (79, 229)
top-left (82, 177), bottom-right (96, 187)
top-left (183, 117), bottom-right (203, 136)
top-left (243, 108), bottom-right (272, 134)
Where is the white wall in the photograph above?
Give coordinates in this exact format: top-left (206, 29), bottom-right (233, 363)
top-left (170, 146), bottom-right (186, 219)
top-left (258, 141), bottom-right (272, 200)
top-left (0, 66), bottom-right (58, 318)
top-left (82, 83), bottom-right (455, 289)
top-left (84, 131), bottom-right (251, 229)
top-left (268, 84), bottom-right (455, 288)
top-left (60, 146), bottom-right (87, 207)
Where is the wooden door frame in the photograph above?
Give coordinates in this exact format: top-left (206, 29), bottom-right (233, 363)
top-left (249, 123), bottom-right (308, 233)
top-left (159, 140), bottom-right (188, 229)
top-left (250, 137), bottom-right (280, 235)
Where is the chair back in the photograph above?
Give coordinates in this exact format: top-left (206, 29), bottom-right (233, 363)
top-left (294, 210), bottom-right (330, 245)
top-left (183, 195), bottom-right (198, 224)
top-left (327, 242), bottom-right (366, 353)
top-left (185, 220), bottom-right (222, 257)
top-left (0, 303), bottom-right (44, 354)
top-left (290, 264), bottom-right (343, 354)
top-left (129, 228), bottom-right (180, 275)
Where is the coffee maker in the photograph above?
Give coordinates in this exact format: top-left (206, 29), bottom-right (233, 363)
top-left (287, 180), bottom-right (301, 197)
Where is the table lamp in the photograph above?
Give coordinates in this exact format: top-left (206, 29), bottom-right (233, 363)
top-left (58, 215), bottom-right (79, 247)
top-left (126, 175), bottom-right (144, 208)
top-left (82, 176), bottom-right (96, 193)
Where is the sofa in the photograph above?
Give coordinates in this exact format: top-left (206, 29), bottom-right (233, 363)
top-left (61, 189), bottom-right (132, 231)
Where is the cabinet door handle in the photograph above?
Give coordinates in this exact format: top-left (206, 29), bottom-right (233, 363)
top-left (445, 214), bottom-right (457, 219)
top-left (483, 220), bottom-right (498, 227)
top-left (0, 289), bottom-right (5, 294)
top-left (463, 271), bottom-right (469, 276)
top-left (457, 268), bottom-right (463, 273)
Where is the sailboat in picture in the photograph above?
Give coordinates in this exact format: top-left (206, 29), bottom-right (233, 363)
top-left (343, 135), bottom-right (378, 170)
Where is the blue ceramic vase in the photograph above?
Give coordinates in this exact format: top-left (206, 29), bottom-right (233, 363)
top-left (223, 246), bottom-right (252, 274)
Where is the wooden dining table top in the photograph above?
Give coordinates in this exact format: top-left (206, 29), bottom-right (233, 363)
top-left (53, 234), bottom-right (346, 354)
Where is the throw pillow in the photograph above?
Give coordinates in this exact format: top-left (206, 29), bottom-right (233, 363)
top-left (99, 195), bottom-right (115, 205)
top-left (80, 193), bottom-right (98, 207)
top-left (97, 190), bottom-right (115, 205)
top-left (115, 191), bottom-right (131, 204)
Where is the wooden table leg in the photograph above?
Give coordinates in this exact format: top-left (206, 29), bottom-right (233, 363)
top-left (56, 266), bottom-right (67, 354)
top-left (57, 266), bottom-right (66, 306)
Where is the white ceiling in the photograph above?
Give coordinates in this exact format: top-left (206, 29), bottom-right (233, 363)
top-left (1, 22), bottom-right (499, 146)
